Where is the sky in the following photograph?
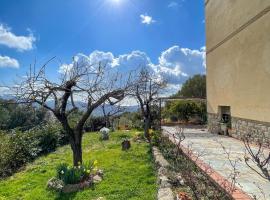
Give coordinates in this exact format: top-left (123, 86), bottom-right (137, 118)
top-left (0, 0), bottom-right (206, 96)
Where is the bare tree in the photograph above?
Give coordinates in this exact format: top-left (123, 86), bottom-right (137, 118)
top-left (13, 57), bottom-right (133, 166)
top-left (134, 68), bottom-right (166, 141)
top-left (242, 132), bottom-right (270, 181)
top-left (101, 102), bottom-right (125, 128)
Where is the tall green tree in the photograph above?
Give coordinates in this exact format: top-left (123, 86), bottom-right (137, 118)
top-left (176, 74), bottom-right (206, 98)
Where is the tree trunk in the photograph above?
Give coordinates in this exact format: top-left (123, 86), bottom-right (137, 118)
top-left (70, 131), bottom-right (83, 166)
top-left (144, 116), bottom-right (151, 142)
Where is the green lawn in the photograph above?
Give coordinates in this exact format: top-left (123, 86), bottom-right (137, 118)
top-left (0, 130), bottom-right (157, 200)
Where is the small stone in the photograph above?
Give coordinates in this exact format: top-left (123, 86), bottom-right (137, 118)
top-left (47, 177), bottom-right (64, 192)
top-left (93, 175), bottom-right (102, 183)
top-left (121, 140), bottom-right (131, 150)
top-left (152, 147), bottom-right (170, 168)
top-left (158, 167), bottom-right (168, 176)
top-left (62, 183), bottom-right (81, 193)
top-left (158, 187), bottom-right (174, 200)
top-left (159, 175), bottom-right (171, 188)
top-left (97, 169), bottom-right (104, 178)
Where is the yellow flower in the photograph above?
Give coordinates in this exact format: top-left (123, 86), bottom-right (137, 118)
top-left (86, 169), bottom-right (91, 173)
top-left (93, 160), bottom-right (98, 166)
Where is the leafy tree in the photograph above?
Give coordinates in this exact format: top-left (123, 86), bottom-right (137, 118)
top-left (176, 74), bottom-right (206, 98)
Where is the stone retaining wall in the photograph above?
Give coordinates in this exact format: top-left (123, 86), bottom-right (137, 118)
top-left (152, 147), bottom-right (174, 200)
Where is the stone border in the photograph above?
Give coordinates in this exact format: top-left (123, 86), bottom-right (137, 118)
top-left (152, 146), bottom-right (174, 200)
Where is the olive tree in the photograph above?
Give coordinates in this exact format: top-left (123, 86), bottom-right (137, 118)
top-left (14, 57), bottom-right (133, 166)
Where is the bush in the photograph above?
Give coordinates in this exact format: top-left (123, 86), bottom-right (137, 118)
top-left (0, 123), bottom-right (68, 178)
top-left (56, 161), bottom-right (97, 184)
top-left (164, 100), bottom-right (207, 124)
top-left (84, 116), bottom-right (106, 132)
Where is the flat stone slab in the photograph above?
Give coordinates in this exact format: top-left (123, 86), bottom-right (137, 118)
top-left (152, 146), bottom-right (170, 168)
top-left (158, 187), bottom-right (174, 200)
top-left (163, 126), bottom-right (270, 200)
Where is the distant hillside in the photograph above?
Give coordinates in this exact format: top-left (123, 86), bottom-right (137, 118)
top-left (0, 94), bottom-right (139, 116)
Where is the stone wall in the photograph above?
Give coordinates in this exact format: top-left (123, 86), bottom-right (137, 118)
top-left (230, 117), bottom-right (270, 143)
top-left (208, 113), bottom-right (270, 143)
top-left (207, 113), bottom-right (220, 134)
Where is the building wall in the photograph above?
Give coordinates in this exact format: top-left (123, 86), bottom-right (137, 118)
top-left (206, 0), bottom-right (270, 140)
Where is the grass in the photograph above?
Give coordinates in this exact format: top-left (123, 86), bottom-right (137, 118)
top-left (0, 130), bottom-right (157, 200)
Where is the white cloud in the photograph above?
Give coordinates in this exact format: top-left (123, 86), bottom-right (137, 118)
top-left (89, 50), bottom-right (118, 67)
top-left (157, 45), bottom-right (205, 83)
top-left (0, 24), bottom-right (36, 51)
top-left (0, 55), bottom-right (19, 68)
top-left (140, 14), bottom-right (156, 25)
top-left (58, 45), bottom-right (206, 97)
top-left (58, 63), bottom-right (73, 74)
top-left (168, 1), bottom-right (179, 8)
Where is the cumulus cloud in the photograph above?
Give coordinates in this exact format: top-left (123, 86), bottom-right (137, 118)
top-left (58, 45), bottom-right (205, 96)
top-left (0, 55), bottom-right (19, 68)
top-left (89, 51), bottom-right (118, 67)
top-left (0, 24), bottom-right (36, 51)
top-left (140, 14), bottom-right (155, 25)
top-left (157, 45), bottom-right (205, 85)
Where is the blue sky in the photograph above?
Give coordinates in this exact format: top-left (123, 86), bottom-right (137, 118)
top-left (0, 0), bottom-right (205, 95)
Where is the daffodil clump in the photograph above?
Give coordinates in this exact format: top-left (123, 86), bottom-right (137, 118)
top-left (56, 160), bottom-right (98, 184)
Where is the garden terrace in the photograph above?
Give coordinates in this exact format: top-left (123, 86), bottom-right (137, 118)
top-left (0, 130), bottom-right (156, 200)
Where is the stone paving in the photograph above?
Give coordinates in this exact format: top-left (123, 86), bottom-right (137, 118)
top-left (162, 126), bottom-right (270, 200)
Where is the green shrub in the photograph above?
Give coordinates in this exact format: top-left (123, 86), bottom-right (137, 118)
top-left (56, 161), bottom-right (97, 184)
top-left (151, 130), bottom-right (161, 146)
top-left (164, 100), bottom-right (207, 124)
top-left (0, 130), bottom-right (39, 177)
top-left (0, 123), bottom-right (68, 178)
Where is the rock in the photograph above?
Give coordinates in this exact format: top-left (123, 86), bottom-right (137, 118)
top-left (100, 127), bottom-right (110, 140)
top-left (93, 175), bottom-right (102, 183)
top-left (158, 188), bottom-right (174, 200)
top-left (121, 140), bottom-right (131, 150)
top-left (152, 147), bottom-right (169, 168)
top-left (176, 174), bottom-right (185, 186)
top-left (62, 183), bottom-right (81, 193)
top-left (158, 167), bottom-right (168, 176)
top-left (159, 175), bottom-right (171, 188)
top-left (96, 169), bottom-right (104, 178)
top-left (47, 177), bottom-right (64, 192)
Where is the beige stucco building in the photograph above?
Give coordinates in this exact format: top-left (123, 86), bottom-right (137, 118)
top-left (206, 0), bottom-right (270, 139)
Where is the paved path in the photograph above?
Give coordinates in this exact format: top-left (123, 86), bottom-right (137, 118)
top-left (162, 126), bottom-right (270, 200)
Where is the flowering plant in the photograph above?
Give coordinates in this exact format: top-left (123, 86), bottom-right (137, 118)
top-left (56, 160), bottom-right (98, 184)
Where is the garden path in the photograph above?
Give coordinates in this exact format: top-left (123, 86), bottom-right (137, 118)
top-left (162, 126), bottom-right (270, 200)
